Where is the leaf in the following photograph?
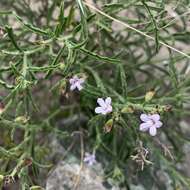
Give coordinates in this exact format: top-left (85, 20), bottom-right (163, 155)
top-left (45, 45), bottom-right (65, 78)
top-left (54, 2), bottom-right (66, 37)
top-left (76, 0), bottom-right (88, 39)
top-left (85, 66), bottom-right (107, 94)
top-left (80, 47), bottom-right (120, 63)
top-left (5, 25), bottom-right (22, 52)
top-left (14, 13), bottom-right (52, 36)
top-left (76, 0), bottom-right (85, 16)
top-left (119, 64), bottom-right (128, 97)
top-left (141, 0), bottom-right (159, 52)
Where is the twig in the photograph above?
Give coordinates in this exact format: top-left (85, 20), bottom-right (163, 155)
top-left (155, 139), bottom-right (174, 160)
top-left (131, 141), bottom-right (153, 171)
top-left (73, 128), bottom-right (84, 190)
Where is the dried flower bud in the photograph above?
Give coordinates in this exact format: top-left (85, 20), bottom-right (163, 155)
top-left (103, 119), bottom-right (113, 133)
top-left (3, 175), bottom-right (15, 186)
top-left (164, 105), bottom-right (172, 112)
top-left (22, 158), bottom-right (33, 167)
top-left (15, 76), bottom-right (22, 85)
top-left (145, 91), bottom-right (155, 102)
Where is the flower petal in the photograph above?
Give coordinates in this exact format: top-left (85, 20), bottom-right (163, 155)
top-left (70, 84), bottom-right (76, 91)
top-left (76, 83), bottom-right (83, 91)
top-left (84, 153), bottom-right (96, 166)
top-left (155, 121), bottom-right (163, 128)
top-left (95, 107), bottom-right (103, 114)
top-left (140, 114), bottom-right (150, 122)
top-left (105, 97), bottom-right (112, 105)
top-left (106, 105), bottom-right (112, 113)
top-left (97, 98), bottom-right (106, 107)
top-left (149, 126), bottom-right (157, 136)
top-left (69, 78), bottom-right (75, 84)
top-left (150, 114), bottom-right (160, 121)
top-left (79, 78), bottom-right (85, 84)
top-left (84, 157), bottom-right (90, 162)
top-left (139, 122), bottom-right (151, 131)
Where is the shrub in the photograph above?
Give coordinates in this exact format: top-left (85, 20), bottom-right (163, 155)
top-left (0, 0), bottom-right (190, 189)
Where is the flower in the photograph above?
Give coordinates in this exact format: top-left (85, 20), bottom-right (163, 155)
top-left (84, 152), bottom-right (96, 166)
top-left (69, 75), bottom-right (85, 91)
top-left (139, 113), bottom-right (163, 136)
top-left (95, 97), bottom-right (112, 115)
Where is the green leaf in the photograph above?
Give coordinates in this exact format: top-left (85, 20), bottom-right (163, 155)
top-left (45, 45), bottom-right (65, 78)
top-left (14, 13), bottom-right (52, 36)
top-left (54, 2), bottom-right (66, 37)
top-left (5, 25), bottom-right (22, 52)
top-left (76, 0), bottom-right (86, 16)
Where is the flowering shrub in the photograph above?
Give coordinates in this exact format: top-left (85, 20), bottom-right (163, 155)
top-left (0, 0), bottom-right (190, 189)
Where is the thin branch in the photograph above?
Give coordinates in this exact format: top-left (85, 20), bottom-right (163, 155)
top-left (73, 128), bottom-right (84, 190)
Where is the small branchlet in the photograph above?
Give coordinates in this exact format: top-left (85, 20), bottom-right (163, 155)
top-left (155, 139), bottom-right (174, 160)
top-left (131, 141), bottom-right (153, 171)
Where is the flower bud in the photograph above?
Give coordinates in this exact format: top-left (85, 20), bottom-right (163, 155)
top-left (145, 91), bottom-right (155, 102)
top-left (14, 116), bottom-right (29, 124)
top-left (59, 63), bottom-right (65, 70)
top-left (103, 119), bottom-right (113, 133)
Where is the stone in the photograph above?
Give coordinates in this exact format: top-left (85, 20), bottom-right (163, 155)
top-left (46, 137), bottom-right (121, 190)
top-left (46, 160), bottom-right (118, 190)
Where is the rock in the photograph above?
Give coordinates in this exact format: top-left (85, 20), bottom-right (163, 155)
top-left (176, 121), bottom-right (190, 177)
top-left (46, 159), bottom-right (120, 190)
top-left (45, 136), bottom-right (121, 190)
top-left (130, 184), bottom-right (146, 190)
top-left (155, 169), bottom-right (173, 190)
top-left (47, 136), bottom-right (66, 163)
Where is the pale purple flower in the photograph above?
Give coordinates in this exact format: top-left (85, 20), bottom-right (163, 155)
top-left (84, 152), bottom-right (96, 166)
top-left (95, 97), bottom-right (112, 115)
top-left (139, 113), bottom-right (163, 136)
top-left (69, 75), bottom-right (85, 91)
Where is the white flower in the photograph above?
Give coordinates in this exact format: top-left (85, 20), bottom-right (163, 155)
top-left (69, 75), bottom-right (85, 91)
top-left (139, 113), bottom-right (163, 136)
top-left (95, 97), bottom-right (112, 115)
